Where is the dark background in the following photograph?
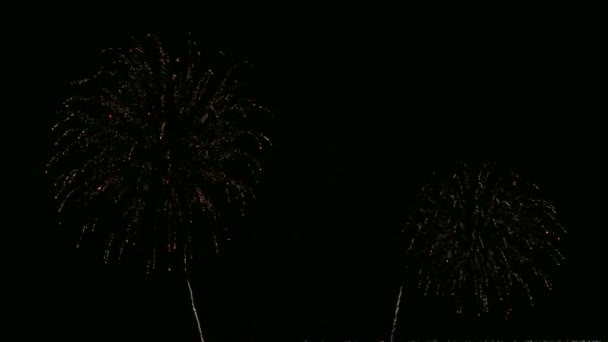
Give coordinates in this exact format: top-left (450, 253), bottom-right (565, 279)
top-left (10, 2), bottom-right (608, 341)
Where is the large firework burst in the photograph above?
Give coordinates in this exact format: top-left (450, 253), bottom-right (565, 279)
top-left (401, 161), bottom-right (565, 317)
top-left (46, 33), bottom-right (271, 274)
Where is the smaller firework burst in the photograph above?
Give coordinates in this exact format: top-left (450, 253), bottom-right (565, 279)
top-left (402, 161), bottom-right (565, 317)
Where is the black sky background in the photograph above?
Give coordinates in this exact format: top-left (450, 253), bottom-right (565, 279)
top-left (10, 2), bottom-right (608, 341)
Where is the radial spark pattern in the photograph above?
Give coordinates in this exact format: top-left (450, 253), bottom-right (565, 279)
top-left (403, 161), bottom-right (565, 317)
top-left (46, 33), bottom-right (271, 272)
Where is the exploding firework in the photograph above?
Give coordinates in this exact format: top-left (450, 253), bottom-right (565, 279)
top-left (401, 161), bottom-right (565, 317)
top-left (46, 33), bottom-right (271, 273)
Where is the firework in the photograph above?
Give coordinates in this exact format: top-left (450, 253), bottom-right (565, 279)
top-left (402, 161), bottom-right (565, 317)
top-left (46, 33), bottom-right (271, 273)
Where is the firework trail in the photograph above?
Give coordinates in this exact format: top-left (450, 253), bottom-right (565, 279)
top-left (46, 33), bottom-right (272, 341)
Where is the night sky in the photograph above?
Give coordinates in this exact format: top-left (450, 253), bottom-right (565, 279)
top-left (12, 3), bottom-right (608, 341)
